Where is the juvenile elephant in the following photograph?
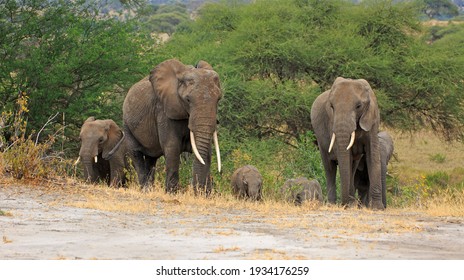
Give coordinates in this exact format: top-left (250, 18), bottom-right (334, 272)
top-left (123, 59), bottom-right (222, 194)
top-left (231, 165), bottom-right (263, 201)
top-left (311, 77), bottom-right (384, 210)
top-left (76, 117), bottom-right (128, 187)
top-left (355, 131), bottom-right (394, 208)
top-left (281, 177), bottom-right (323, 205)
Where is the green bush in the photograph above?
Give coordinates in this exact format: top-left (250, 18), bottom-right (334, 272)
top-left (429, 153), bottom-right (446, 164)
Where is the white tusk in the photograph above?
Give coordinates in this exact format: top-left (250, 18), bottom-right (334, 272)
top-left (213, 131), bottom-right (221, 173)
top-left (94, 156), bottom-right (98, 163)
top-left (190, 131), bottom-right (205, 165)
top-left (74, 156), bottom-right (80, 166)
top-left (346, 131), bottom-right (356, 150)
top-left (328, 133), bottom-right (335, 153)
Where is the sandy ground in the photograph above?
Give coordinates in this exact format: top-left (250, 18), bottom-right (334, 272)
top-left (1, 183), bottom-right (463, 260)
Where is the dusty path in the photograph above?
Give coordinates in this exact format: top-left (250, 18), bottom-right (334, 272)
top-left (1, 183), bottom-right (463, 260)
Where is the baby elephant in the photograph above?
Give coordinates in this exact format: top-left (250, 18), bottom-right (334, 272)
top-left (231, 165), bottom-right (263, 201)
top-left (355, 131), bottom-right (394, 208)
top-left (281, 177), bottom-right (323, 205)
top-left (76, 117), bottom-right (128, 187)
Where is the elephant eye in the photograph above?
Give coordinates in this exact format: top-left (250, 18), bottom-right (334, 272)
top-left (99, 137), bottom-right (104, 143)
top-left (356, 102), bottom-right (362, 110)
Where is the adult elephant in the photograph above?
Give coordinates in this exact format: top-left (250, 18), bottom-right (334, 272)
top-left (310, 77), bottom-right (384, 210)
top-left (355, 131), bottom-right (394, 208)
top-left (123, 59), bottom-right (222, 194)
top-left (76, 117), bottom-right (128, 187)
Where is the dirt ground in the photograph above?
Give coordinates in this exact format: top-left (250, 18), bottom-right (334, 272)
top-left (1, 183), bottom-right (463, 260)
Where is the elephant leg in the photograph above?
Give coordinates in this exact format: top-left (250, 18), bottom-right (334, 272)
top-left (131, 151), bottom-right (153, 188)
top-left (351, 159), bottom-right (361, 201)
top-left (321, 152), bottom-right (337, 204)
top-left (164, 147), bottom-right (181, 194)
top-left (109, 162), bottom-right (126, 188)
top-left (366, 148), bottom-right (384, 210)
top-left (381, 160), bottom-right (387, 208)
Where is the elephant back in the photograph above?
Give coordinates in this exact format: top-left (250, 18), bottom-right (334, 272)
top-left (123, 76), bottom-right (156, 129)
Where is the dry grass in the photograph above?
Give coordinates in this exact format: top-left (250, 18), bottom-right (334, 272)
top-left (0, 209), bottom-right (12, 217)
top-left (248, 249), bottom-right (307, 260)
top-left (213, 246), bottom-right (241, 253)
top-left (389, 129), bottom-right (464, 182)
top-left (0, 129), bottom-right (463, 244)
top-left (3, 236), bottom-right (13, 244)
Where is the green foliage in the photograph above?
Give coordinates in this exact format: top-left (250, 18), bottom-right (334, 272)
top-left (135, 2), bottom-right (191, 35)
top-left (160, 0), bottom-right (464, 142)
top-left (420, 0), bottom-right (459, 19)
top-left (429, 153), bottom-right (446, 163)
top-left (389, 170), bottom-right (461, 208)
top-left (425, 171), bottom-right (450, 187)
top-left (1, 91), bottom-right (73, 180)
top-left (0, 0), bottom-right (155, 154)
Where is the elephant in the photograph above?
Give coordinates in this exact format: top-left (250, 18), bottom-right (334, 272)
top-left (123, 59), bottom-right (222, 194)
top-left (281, 177), bottom-right (323, 205)
top-left (76, 117), bottom-right (128, 187)
top-left (355, 131), bottom-right (394, 208)
top-left (310, 77), bottom-right (384, 210)
top-left (230, 165), bottom-right (263, 201)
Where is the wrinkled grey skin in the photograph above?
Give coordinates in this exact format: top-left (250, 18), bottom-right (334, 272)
top-left (311, 77), bottom-right (384, 210)
top-left (281, 177), bottom-right (323, 206)
top-left (123, 59), bottom-right (222, 194)
top-left (355, 131), bottom-right (394, 208)
top-left (78, 117), bottom-right (128, 187)
top-left (231, 165), bottom-right (263, 201)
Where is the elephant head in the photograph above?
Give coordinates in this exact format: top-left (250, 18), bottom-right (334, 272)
top-left (325, 77), bottom-right (382, 208)
top-left (149, 59), bottom-right (222, 191)
top-left (77, 117), bottom-right (125, 183)
top-left (281, 177), bottom-right (323, 205)
top-left (231, 165), bottom-right (263, 201)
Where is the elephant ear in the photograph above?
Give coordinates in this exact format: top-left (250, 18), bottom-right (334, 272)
top-left (358, 79), bottom-right (379, 132)
top-left (85, 116), bottom-right (96, 123)
top-left (102, 120), bottom-right (123, 159)
top-left (195, 60), bottom-right (213, 70)
top-left (333, 76), bottom-right (347, 86)
top-left (149, 59), bottom-right (190, 120)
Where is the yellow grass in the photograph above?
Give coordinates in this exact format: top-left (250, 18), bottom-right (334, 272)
top-left (213, 246), bottom-right (241, 253)
top-left (3, 236), bottom-right (13, 244)
top-left (248, 249), bottom-right (307, 260)
top-left (389, 129), bottom-right (464, 182)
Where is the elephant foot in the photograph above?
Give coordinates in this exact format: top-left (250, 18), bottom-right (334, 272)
top-left (193, 185), bottom-right (212, 197)
top-left (342, 200), bottom-right (359, 210)
top-left (140, 185), bottom-right (153, 193)
top-left (370, 200), bottom-right (385, 211)
top-left (166, 185), bottom-right (180, 194)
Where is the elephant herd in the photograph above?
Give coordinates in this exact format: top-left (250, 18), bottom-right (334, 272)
top-left (76, 59), bottom-right (393, 210)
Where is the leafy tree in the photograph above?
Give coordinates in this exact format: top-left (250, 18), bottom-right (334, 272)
top-left (0, 0), bottom-right (155, 153)
top-left (421, 0), bottom-right (459, 19)
top-left (159, 0), bottom-right (464, 142)
top-left (135, 2), bottom-right (191, 35)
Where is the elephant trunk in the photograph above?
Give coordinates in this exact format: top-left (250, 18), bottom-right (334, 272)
top-left (336, 133), bottom-right (354, 205)
top-left (79, 143), bottom-right (100, 183)
top-left (191, 127), bottom-right (214, 195)
top-left (82, 159), bottom-right (98, 183)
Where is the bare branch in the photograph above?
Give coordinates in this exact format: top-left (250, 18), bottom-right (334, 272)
top-left (35, 112), bottom-right (60, 145)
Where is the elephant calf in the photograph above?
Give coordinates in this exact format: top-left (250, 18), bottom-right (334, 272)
top-left (231, 165), bottom-right (263, 201)
top-left (354, 131), bottom-right (394, 207)
top-left (76, 117), bottom-right (129, 187)
top-left (281, 177), bottom-right (323, 205)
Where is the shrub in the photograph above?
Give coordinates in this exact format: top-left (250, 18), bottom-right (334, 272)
top-left (429, 153), bottom-right (446, 164)
top-left (2, 136), bottom-right (57, 179)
